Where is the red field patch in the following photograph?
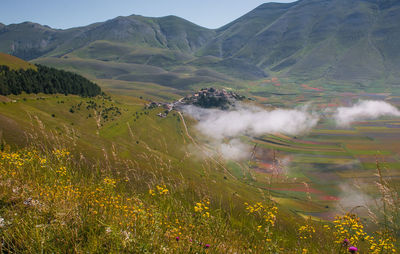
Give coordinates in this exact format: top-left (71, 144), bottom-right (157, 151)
top-left (301, 84), bottom-right (324, 91)
top-left (270, 186), bottom-right (324, 194)
top-left (321, 195), bottom-right (340, 201)
top-left (258, 162), bottom-right (273, 169)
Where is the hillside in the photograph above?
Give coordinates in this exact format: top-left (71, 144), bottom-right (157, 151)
top-left (0, 52), bottom-right (37, 71)
top-left (200, 0), bottom-right (400, 85)
top-left (0, 94), bottom-right (285, 252)
top-left (0, 92), bottom-right (398, 252)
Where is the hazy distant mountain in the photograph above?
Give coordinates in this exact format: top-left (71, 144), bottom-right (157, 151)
top-left (201, 0), bottom-right (400, 85)
top-left (1, 0), bottom-right (400, 87)
top-left (0, 15), bottom-right (215, 60)
top-left (198, 2), bottom-right (296, 58)
top-left (0, 22), bottom-right (74, 60)
top-left (0, 16), bottom-right (251, 88)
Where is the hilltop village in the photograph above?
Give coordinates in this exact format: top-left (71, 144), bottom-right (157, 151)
top-left (180, 87), bottom-right (244, 108)
top-left (147, 87), bottom-right (244, 117)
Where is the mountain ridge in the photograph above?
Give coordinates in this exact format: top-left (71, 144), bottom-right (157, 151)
top-left (1, 0), bottom-right (400, 87)
top-left (0, 15), bottom-right (215, 60)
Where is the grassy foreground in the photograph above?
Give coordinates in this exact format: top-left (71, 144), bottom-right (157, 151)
top-left (0, 92), bottom-right (398, 253)
top-left (0, 144), bottom-right (398, 253)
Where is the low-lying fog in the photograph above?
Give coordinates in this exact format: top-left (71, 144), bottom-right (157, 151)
top-left (183, 100), bottom-right (400, 161)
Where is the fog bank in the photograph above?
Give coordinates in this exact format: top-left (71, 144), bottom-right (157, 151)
top-left (334, 100), bottom-right (400, 127)
top-left (183, 104), bottom-right (319, 140)
top-left (183, 104), bottom-right (319, 160)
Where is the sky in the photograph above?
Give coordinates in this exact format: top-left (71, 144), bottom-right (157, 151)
top-left (1, 0), bottom-right (296, 29)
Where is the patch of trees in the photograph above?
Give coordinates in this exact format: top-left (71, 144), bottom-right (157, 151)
top-left (100, 106), bottom-right (121, 120)
top-left (194, 94), bottom-right (230, 109)
top-left (0, 64), bottom-right (101, 97)
top-left (69, 99), bottom-right (122, 123)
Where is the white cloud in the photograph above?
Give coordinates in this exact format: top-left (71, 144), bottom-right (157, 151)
top-left (183, 104), bottom-right (319, 140)
top-left (218, 139), bottom-right (252, 161)
top-left (182, 103), bottom-right (319, 161)
top-left (334, 100), bottom-right (400, 127)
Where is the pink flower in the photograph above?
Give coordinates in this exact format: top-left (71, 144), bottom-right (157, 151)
top-left (175, 236), bottom-right (180, 242)
top-left (348, 246), bottom-right (358, 253)
top-left (205, 244), bottom-right (210, 249)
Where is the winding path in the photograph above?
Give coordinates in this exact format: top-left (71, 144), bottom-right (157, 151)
top-left (177, 111), bottom-right (237, 180)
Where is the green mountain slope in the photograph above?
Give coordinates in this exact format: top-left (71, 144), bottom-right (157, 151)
top-left (0, 15), bottom-right (215, 60)
top-left (1, 0), bottom-right (400, 88)
top-left (198, 2), bottom-right (296, 58)
top-left (0, 22), bottom-right (81, 60)
top-left (200, 0), bottom-right (400, 85)
top-left (0, 15), bottom-right (265, 89)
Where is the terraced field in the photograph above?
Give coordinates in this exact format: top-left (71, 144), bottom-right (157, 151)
top-left (242, 112), bottom-right (400, 220)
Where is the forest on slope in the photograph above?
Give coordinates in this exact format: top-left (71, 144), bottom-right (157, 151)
top-left (0, 54), bottom-right (101, 97)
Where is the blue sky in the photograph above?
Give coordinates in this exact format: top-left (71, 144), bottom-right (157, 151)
top-left (1, 0), bottom-right (296, 29)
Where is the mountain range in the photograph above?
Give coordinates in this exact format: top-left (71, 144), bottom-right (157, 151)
top-left (1, 0), bottom-right (400, 89)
